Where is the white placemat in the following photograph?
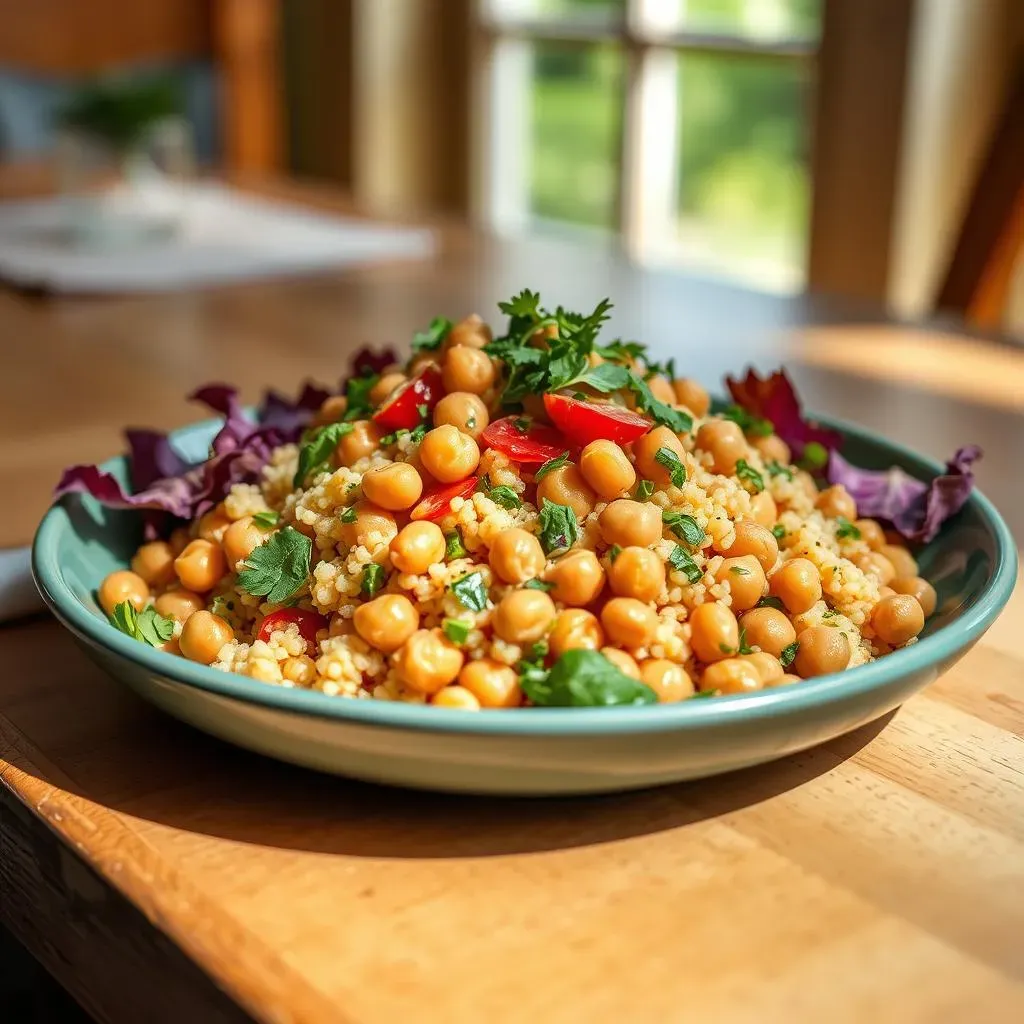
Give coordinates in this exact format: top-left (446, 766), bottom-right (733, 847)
top-left (0, 184), bottom-right (436, 293)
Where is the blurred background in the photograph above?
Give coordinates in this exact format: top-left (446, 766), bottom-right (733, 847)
top-left (0, 0), bottom-right (1021, 333)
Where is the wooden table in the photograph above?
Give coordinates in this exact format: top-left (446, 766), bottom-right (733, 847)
top-left (2, 183), bottom-right (1024, 1023)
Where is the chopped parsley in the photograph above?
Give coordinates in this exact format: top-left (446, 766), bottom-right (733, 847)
top-left (772, 524), bottom-right (787, 541)
top-left (780, 641), bottom-right (799, 668)
top-left (450, 571), bottom-right (489, 612)
top-left (724, 404), bottom-right (774, 438)
top-left (797, 441), bottom-right (829, 471)
top-left (486, 484), bottom-right (522, 510)
top-left (237, 527), bottom-right (313, 605)
top-left (729, 564), bottom-right (751, 575)
top-left (252, 510), bottom-right (279, 529)
top-left (534, 451), bottom-right (570, 482)
top-left (442, 618), bottom-right (472, 645)
top-left (766, 460), bottom-right (793, 480)
top-left (595, 339), bottom-right (644, 363)
top-left (835, 516), bottom-right (862, 540)
top-left (756, 595), bottom-right (785, 611)
top-left (667, 544), bottom-right (702, 583)
top-left (343, 373), bottom-right (379, 421)
top-left (340, 506), bottom-right (358, 524)
top-left (737, 627), bottom-right (754, 655)
top-left (662, 510), bottom-right (704, 547)
top-left (411, 315), bottom-right (452, 352)
top-left (538, 499), bottom-right (580, 554)
top-left (379, 422), bottom-right (428, 446)
top-left (635, 479), bottom-right (655, 500)
top-left (735, 459), bottom-right (765, 494)
top-left (361, 563), bottom-right (385, 598)
top-left (519, 649), bottom-right (657, 707)
top-left (654, 447), bottom-right (687, 488)
top-left (109, 601), bottom-right (175, 647)
top-left (608, 544), bottom-right (623, 563)
top-left (523, 578), bottom-right (554, 591)
top-left (416, 402), bottom-right (429, 419)
top-left (294, 421), bottom-right (355, 487)
top-left (444, 530), bottom-right (467, 560)
top-left (513, 417), bottom-right (532, 433)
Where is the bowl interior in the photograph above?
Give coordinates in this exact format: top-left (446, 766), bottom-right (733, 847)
top-left (34, 413), bottom-right (1017, 735)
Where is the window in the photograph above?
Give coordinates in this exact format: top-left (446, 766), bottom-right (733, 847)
top-left (475, 0), bottom-right (822, 292)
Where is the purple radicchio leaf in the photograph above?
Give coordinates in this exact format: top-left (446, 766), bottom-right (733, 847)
top-left (257, 382), bottom-right (332, 440)
top-left (347, 345), bottom-right (400, 382)
top-left (826, 445), bottom-right (982, 543)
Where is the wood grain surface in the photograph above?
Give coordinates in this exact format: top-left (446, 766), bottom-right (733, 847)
top-left (1, 180), bottom-right (1023, 1023)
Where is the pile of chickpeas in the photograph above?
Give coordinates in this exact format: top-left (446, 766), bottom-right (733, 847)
top-left (97, 311), bottom-right (934, 708)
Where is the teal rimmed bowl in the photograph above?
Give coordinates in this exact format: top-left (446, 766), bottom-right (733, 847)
top-left (33, 415), bottom-right (1017, 795)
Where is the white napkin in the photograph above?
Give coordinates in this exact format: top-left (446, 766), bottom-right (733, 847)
top-left (0, 547), bottom-right (44, 622)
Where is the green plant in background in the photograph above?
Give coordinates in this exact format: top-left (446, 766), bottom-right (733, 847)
top-left (57, 77), bottom-right (184, 152)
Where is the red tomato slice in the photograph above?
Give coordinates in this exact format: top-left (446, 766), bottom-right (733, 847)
top-left (543, 393), bottom-right (651, 446)
top-left (257, 608), bottom-right (327, 652)
top-left (481, 416), bottom-right (569, 463)
top-left (372, 365), bottom-right (443, 431)
top-left (411, 476), bottom-right (479, 522)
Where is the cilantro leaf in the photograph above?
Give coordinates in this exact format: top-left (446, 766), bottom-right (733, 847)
top-left (294, 421), bottom-right (354, 487)
top-left (735, 459), bottom-right (765, 493)
top-left (835, 516), bottom-right (861, 540)
top-left (780, 641), bottom-right (799, 668)
top-left (737, 627), bottom-right (754, 655)
top-left (635, 479), bottom-right (654, 500)
top-left (608, 544), bottom-right (622, 563)
top-left (445, 530), bottom-right (467, 560)
top-left (625, 371), bottom-right (692, 434)
top-left (595, 340), bottom-right (645, 363)
top-left (252, 510), bottom-right (279, 529)
top-left (756, 595), bottom-right (785, 611)
top-left (654, 447), bottom-right (687, 488)
top-left (450, 571), bottom-right (489, 612)
top-left (237, 527), bottom-right (313, 605)
top-left (521, 649), bottom-right (657, 707)
top-left (486, 485), bottom-right (522, 510)
top-left (724, 404), bottom-right (774, 437)
top-left (411, 316), bottom-right (452, 352)
top-left (340, 506), bottom-right (358, 524)
top-left (535, 451), bottom-right (570, 482)
top-left (766, 460), bottom-right (794, 480)
top-left (772, 524), bottom-right (787, 541)
top-left (538, 499), bottom-right (580, 554)
top-left (667, 544), bottom-right (702, 583)
top-left (443, 618), bottom-right (472, 644)
top-left (109, 601), bottom-right (176, 647)
top-left (729, 564), bottom-right (751, 575)
top-left (662, 510), bottom-right (704, 547)
top-left (361, 563), bottom-right (385, 597)
top-left (524, 578), bottom-right (554, 591)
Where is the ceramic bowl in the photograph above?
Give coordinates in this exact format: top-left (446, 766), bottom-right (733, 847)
top-left (33, 415), bottom-right (1017, 795)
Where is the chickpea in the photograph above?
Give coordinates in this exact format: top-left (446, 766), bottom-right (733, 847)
top-left (174, 539), bottom-right (227, 593)
top-left (880, 544), bottom-right (918, 579)
top-left (648, 375), bottom-right (676, 405)
top-left (696, 419), bottom-right (748, 475)
top-left (361, 462), bottom-right (424, 512)
top-left (335, 420), bottom-right (383, 467)
top-left (179, 610), bottom-right (234, 665)
top-left (855, 518), bottom-right (886, 550)
top-left (546, 549), bottom-right (605, 606)
top-left (458, 658), bottom-right (523, 708)
top-left (633, 426), bottom-right (686, 486)
top-left (714, 555), bottom-right (767, 612)
top-left (493, 589), bottom-right (556, 644)
top-left (601, 647), bottom-right (640, 678)
top-left (445, 312), bottom-right (492, 350)
top-left (313, 394), bottom-right (348, 427)
top-left (752, 434), bottom-right (791, 464)
top-left (98, 570), bottom-right (150, 616)
top-left (815, 485), bottom-right (857, 521)
top-left (419, 424), bottom-right (480, 484)
top-left (393, 629), bottom-right (464, 694)
top-left (871, 594), bottom-right (925, 647)
top-left (701, 657), bottom-right (763, 694)
top-left (608, 546), bottom-right (664, 602)
top-left (442, 345), bottom-right (496, 395)
top-left (689, 602), bottom-right (740, 663)
top-left (432, 686), bottom-right (482, 710)
top-left (739, 607), bottom-right (796, 659)
top-left (197, 507), bottom-right (231, 543)
top-left (793, 471), bottom-right (819, 502)
top-left (889, 576), bottom-right (937, 617)
top-left (154, 588), bottom-right (205, 624)
top-left (769, 558), bottom-right (822, 614)
top-left (130, 541), bottom-right (176, 588)
top-left (740, 652), bottom-right (784, 684)
top-left (408, 353), bottom-right (440, 378)
top-left (599, 499), bottom-right (662, 548)
top-left (720, 521), bottom-right (778, 573)
top-left (536, 463), bottom-right (596, 521)
top-left (353, 594), bottom-right (419, 653)
top-left (792, 626), bottom-right (850, 677)
top-left (340, 501), bottom-right (398, 549)
top-left (366, 372), bottom-right (405, 407)
top-left (390, 521), bottom-right (445, 574)
top-left (486, 528), bottom-right (545, 585)
top-left (548, 609), bottom-right (604, 657)
top-left (601, 597), bottom-right (658, 648)
top-left (768, 673), bottom-right (802, 687)
top-left (672, 378), bottom-right (710, 418)
top-left (223, 517), bottom-right (267, 571)
top-left (433, 391), bottom-right (489, 440)
top-left (579, 439), bottom-right (636, 500)
top-left (750, 491), bottom-right (778, 529)
top-left (639, 659), bottom-right (695, 702)
top-left (854, 551), bottom-right (896, 586)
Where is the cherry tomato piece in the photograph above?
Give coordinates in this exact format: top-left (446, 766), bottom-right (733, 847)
top-left (372, 366), bottom-right (443, 431)
top-left (543, 393), bottom-right (651, 446)
top-left (410, 476), bottom-right (479, 521)
top-left (257, 608), bottom-right (327, 652)
top-left (481, 416), bottom-right (568, 463)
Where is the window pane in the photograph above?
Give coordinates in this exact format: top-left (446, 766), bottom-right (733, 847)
top-left (673, 53), bottom-right (812, 290)
top-left (484, 0), bottom-right (625, 27)
top-left (644, 0), bottom-right (821, 41)
top-left (529, 43), bottom-right (624, 229)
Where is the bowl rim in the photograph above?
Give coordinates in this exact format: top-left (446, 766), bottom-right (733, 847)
top-left (33, 412), bottom-right (1018, 737)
